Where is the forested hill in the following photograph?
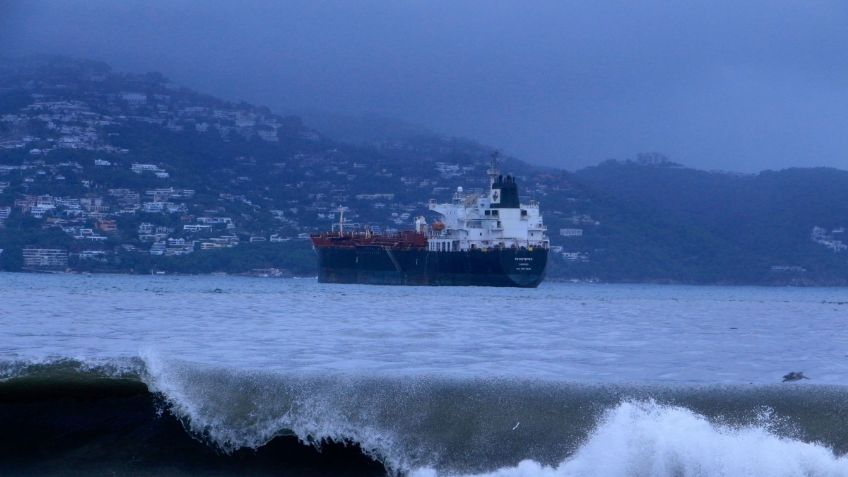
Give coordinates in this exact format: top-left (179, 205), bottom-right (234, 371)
top-left (571, 157), bottom-right (848, 284)
top-left (0, 56), bottom-right (587, 277)
top-left (0, 56), bottom-right (847, 285)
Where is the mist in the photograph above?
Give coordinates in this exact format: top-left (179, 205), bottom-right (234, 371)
top-left (2, 0), bottom-right (847, 172)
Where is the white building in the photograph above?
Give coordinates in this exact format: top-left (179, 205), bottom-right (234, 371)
top-left (196, 217), bottom-right (233, 225)
top-left (121, 92), bottom-right (147, 105)
top-left (78, 250), bottom-right (108, 260)
top-left (23, 248), bottom-right (68, 268)
top-left (131, 163), bottom-right (163, 174)
top-left (142, 202), bottom-right (165, 213)
top-left (559, 228), bottom-right (584, 237)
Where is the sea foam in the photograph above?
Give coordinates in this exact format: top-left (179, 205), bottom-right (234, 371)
top-left (412, 400), bottom-right (848, 477)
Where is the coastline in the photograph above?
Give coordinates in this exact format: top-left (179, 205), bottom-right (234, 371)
top-left (3, 268), bottom-right (847, 288)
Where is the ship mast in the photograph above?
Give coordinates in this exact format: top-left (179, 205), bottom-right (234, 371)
top-left (487, 150), bottom-right (501, 187)
top-left (337, 206), bottom-right (348, 234)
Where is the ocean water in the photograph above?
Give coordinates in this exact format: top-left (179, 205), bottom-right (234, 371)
top-left (1, 272), bottom-right (847, 476)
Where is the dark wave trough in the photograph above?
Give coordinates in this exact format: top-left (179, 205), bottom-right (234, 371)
top-left (0, 365), bottom-right (383, 476)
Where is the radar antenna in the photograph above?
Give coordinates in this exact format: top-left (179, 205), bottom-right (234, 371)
top-left (336, 206), bottom-right (349, 234)
top-left (487, 150), bottom-right (501, 186)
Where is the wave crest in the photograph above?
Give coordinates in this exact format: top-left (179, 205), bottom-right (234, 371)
top-left (3, 355), bottom-right (848, 476)
top-left (414, 400), bottom-right (848, 477)
top-left (141, 352), bottom-right (415, 471)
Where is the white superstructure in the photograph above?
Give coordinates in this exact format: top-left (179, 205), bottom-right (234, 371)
top-left (424, 161), bottom-right (549, 252)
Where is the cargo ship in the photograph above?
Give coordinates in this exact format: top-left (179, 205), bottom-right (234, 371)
top-left (310, 159), bottom-right (549, 287)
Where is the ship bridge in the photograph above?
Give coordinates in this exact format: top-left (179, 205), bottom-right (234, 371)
top-left (426, 163), bottom-right (548, 252)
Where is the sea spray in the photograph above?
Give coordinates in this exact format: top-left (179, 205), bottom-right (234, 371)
top-left (411, 400), bottom-right (848, 477)
top-left (140, 351), bottom-right (415, 471)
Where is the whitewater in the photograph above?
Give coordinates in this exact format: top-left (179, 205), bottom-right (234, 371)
top-left (1, 272), bottom-right (847, 476)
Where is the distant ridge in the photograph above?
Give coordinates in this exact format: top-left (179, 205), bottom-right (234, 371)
top-left (575, 160), bottom-right (848, 284)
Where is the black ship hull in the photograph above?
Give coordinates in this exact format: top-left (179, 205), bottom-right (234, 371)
top-left (314, 246), bottom-right (547, 288)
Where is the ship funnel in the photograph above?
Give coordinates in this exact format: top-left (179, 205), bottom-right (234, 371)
top-left (491, 174), bottom-right (520, 208)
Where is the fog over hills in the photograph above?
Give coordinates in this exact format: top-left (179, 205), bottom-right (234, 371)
top-left (2, 1), bottom-right (848, 171)
top-left (297, 112), bottom-right (436, 148)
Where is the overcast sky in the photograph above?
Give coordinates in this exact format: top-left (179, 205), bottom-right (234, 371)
top-left (2, 0), bottom-right (848, 171)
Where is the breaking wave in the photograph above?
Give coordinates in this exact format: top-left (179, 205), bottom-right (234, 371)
top-left (1, 355), bottom-right (847, 476)
top-left (414, 402), bottom-right (848, 477)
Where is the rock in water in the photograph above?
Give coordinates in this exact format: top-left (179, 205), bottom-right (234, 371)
top-left (782, 371), bottom-right (810, 382)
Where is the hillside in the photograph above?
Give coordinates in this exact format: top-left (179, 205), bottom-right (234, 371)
top-left (0, 56), bottom-right (591, 277)
top-left (296, 111), bottom-right (436, 147)
top-left (1, 56), bottom-right (846, 285)
top-left (573, 156), bottom-right (848, 284)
